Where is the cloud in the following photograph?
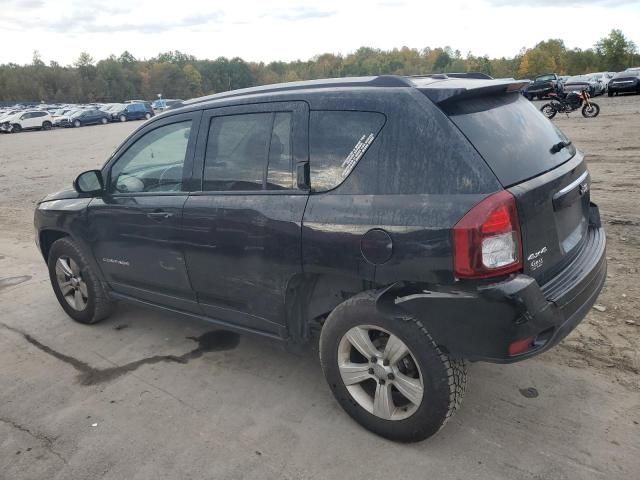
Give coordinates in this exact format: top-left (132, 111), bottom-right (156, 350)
top-left (486, 0), bottom-right (638, 6)
top-left (267, 7), bottom-right (336, 21)
top-left (16, 0), bottom-right (44, 7)
top-left (1, 6), bottom-right (223, 34)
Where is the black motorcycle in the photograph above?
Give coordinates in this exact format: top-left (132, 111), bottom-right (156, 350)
top-left (540, 89), bottom-right (600, 119)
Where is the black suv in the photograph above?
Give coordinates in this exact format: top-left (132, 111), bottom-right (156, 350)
top-left (527, 73), bottom-right (562, 99)
top-left (67, 109), bottom-right (110, 128)
top-left (34, 75), bottom-right (606, 442)
top-left (111, 102), bottom-right (153, 122)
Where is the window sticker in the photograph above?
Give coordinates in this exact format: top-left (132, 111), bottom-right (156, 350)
top-left (341, 133), bottom-right (375, 178)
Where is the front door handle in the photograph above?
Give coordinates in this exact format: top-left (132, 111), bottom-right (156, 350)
top-left (147, 211), bottom-right (174, 220)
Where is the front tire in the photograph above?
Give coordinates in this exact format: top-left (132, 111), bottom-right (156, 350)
top-left (119, 115), bottom-right (127, 122)
top-left (48, 237), bottom-right (113, 325)
top-left (540, 103), bottom-right (557, 119)
top-left (319, 292), bottom-right (466, 442)
top-left (11, 123), bottom-right (21, 133)
top-left (582, 102), bottom-right (600, 118)
top-left (74, 120), bottom-right (81, 128)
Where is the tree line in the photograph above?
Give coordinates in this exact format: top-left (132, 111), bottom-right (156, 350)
top-left (0, 29), bottom-right (637, 103)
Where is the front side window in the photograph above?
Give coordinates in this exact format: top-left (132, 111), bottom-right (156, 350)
top-left (309, 110), bottom-right (385, 191)
top-left (110, 121), bottom-right (192, 194)
top-left (203, 111), bottom-right (293, 191)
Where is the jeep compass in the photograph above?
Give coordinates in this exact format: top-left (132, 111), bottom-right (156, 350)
top-left (34, 75), bottom-right (606, 442)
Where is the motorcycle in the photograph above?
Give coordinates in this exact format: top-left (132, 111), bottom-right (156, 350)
top-left (540, 89), bottom-right (600, 119)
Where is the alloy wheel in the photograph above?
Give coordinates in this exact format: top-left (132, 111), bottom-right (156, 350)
top-left (337, 325), bottom-right (424, 421)
top-left (55, 256), bottom-right (88, 311)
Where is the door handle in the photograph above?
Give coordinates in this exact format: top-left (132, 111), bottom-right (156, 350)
top-left (147, 211), bottom-right (174, 220)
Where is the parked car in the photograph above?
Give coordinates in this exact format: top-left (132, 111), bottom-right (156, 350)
top-left (563, 75), bottom-right (604, 96)
top-left (1, 110), bottom-right (52, 133)
top-left (110, 102), bottom-right (153, 122)
top-left (588, 72), bottom-right (613, 94)
top-left (0, 109), bottom-right (20, 123)
top-left (608, 70), bottom-right (640, 96)
top-left (151, 99), bottom-right (182, 112)
top-left (55, 109), bottom-right (85, 127)
top-left (526, 73), bottom-right (562, 99)
top-left (66, 109), bottom-right (110, 128)
top-left (35, 74), bottom-right (606, 442)
top-left (51, 107), bottom-right (75, 123)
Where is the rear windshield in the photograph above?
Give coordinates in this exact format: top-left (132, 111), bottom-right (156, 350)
top-left (443, 94), bottom-right (575, 187)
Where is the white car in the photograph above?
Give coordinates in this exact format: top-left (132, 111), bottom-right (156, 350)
top-left (0, 110), bottom-right (53, 133)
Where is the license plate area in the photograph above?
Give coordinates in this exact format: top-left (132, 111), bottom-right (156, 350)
top-left (553, 171), bottom-right (590, 255)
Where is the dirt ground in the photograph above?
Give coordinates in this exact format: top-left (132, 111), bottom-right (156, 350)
top-left (0, 97), bottom-right (638, 479)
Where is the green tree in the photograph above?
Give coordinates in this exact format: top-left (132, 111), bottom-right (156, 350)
top-left (595, 29), bottom-right (638, 71)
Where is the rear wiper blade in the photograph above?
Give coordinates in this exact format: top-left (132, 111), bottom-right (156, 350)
top-left (550, 140), bottom-right (572, 154)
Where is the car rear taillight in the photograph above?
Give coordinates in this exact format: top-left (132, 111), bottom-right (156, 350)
top-left (453, 190), bottom-right (523, 279)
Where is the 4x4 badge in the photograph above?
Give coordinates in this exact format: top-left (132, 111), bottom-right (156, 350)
top-left (527, 246), bottom-right (548, 271)
top-left (527, 246), bottom-right (548, 261)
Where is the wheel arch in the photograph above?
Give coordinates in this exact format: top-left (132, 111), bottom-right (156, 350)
top-left (39, 229), bottom-right (69, 261)
top-left (284, 273), bottom-right (376, 344)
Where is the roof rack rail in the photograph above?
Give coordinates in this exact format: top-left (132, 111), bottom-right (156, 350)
top-left (183, 75), bottom-right (414, 107)
top-left (409, 72), bottom-right (494, 80)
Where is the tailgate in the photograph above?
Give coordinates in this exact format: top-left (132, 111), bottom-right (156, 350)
top-left (509, 153), bottom-right (590, 282)
top-left (438, 91), bottom-right (590, 282)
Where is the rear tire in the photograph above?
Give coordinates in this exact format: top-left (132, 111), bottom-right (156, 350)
top-left (144, 112), bottom-right (151, 120)
top-left (608, 91), bottom-right (613, 97)
top-left (540, 103), bottom-right (557, 119)
top-left (319, 292), bottom-right (466, 442)
top-left (48, 237), bottom-right (113, 325)
top-left (42, 121), bottom-right (52, 130)
top-left (101, 117), bottom-right (108, 124)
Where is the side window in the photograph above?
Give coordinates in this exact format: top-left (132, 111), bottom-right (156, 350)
top-left (203, 113), bottom-right (272, 191)
top-left (21, 113), bottom-right (32, 120)
top-left (110, 121), bottom-right (192, 194)
top-left (309, 111), bottom-right (385, 192)
top-left (266, 112), bottom-right (293, 190)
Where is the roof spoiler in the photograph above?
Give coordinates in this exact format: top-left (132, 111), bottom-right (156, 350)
top-left (419, 79), bottom-right (530, 104)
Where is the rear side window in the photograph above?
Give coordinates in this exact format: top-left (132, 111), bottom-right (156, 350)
top-left (203, 111), bottom-right (293, 191)
top-left (443, 94), bottom-right (575, 187)
top-left (309, 110), bottom-right (385, 191)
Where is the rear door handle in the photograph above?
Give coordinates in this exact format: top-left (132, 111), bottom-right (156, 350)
top-left (147, 211), bottom-right (174, 220)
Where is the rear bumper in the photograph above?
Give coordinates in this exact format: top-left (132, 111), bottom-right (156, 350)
top-left (377, 209), bottom-right (606, 363)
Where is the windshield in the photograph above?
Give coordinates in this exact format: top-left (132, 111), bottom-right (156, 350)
top-left (443, 93), bottom-right (575, 187)
top-left (535, 74), bottom-right (555, 82)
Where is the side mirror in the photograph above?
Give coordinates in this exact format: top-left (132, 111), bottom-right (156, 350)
top-left (73, 169), bottom-right (104, 195)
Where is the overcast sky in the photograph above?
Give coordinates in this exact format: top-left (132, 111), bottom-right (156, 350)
top-left (1, 0), bottom-right (639, 65)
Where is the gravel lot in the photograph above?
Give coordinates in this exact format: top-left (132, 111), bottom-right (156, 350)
top-left (1, 98), bottom-right (639, 480)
